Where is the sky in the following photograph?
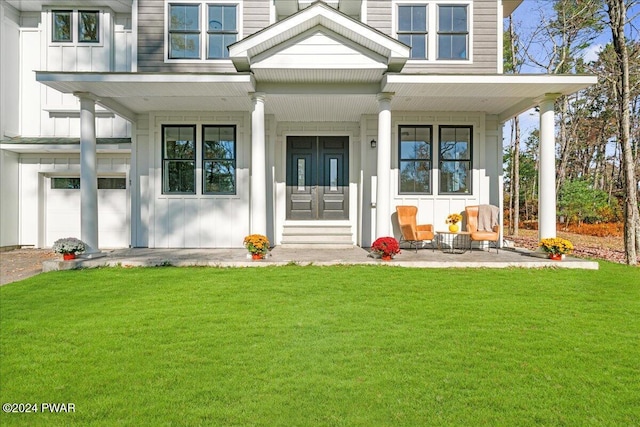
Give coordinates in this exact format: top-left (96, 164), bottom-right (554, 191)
top-left (502, 0), bottom-right (640, 148)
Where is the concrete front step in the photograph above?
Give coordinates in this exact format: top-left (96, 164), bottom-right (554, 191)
top-left (281, 223), bottom-right (354, 248)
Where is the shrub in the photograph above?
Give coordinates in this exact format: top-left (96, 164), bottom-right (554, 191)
top-left (52, 237), bottom-right (87, 255)
top-left (370, 237), bottom-right (401, 257)
top-left (243, 234), bottom-right (269, 255)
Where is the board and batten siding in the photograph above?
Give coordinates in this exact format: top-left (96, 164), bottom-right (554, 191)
top-left (137, 0), bottom-right (269, 72)
top-left (148, 112), bottom-right (251, 248)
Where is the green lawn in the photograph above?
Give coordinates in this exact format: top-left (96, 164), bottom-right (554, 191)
top-left (1, 264), bottom-right (639, 426)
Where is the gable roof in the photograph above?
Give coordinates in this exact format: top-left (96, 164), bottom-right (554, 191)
top-left (228, 1), bottom-right (410, 73)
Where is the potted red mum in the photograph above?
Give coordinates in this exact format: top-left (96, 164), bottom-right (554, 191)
top-left (371, 236), bottom-right (401, 261)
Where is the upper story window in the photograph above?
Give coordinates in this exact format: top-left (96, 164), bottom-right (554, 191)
top-left (207, 5), bottom-right (237, 58)
top-left (168, 2), bottom-right (239, 60)
top-left (169, 5), bottom-right (201, 59)
top-left (394, 2), bottom-right (470, 62)
top-left (397, 5), bottom-right (427, 59)
top-left (437, 5), bottom-right (468, 60)
top-left (52, 10), bottom-right (100, 43)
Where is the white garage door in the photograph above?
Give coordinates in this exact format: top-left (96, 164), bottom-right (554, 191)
top-left (45, 177), bottom-right (129, 248)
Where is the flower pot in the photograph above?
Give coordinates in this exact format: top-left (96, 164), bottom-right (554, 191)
top-left (549, 253), bottom-right (562, 261)
top-left (448, 224), bottom-right (459, 233)
top-left (251, 253), bottom-right (265, 260)
top-left (63, 253), bottom-right (76, 261)
top-left (381, 255), bottom-right (392, 261)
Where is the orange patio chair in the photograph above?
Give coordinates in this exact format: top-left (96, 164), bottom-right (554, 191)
top-left (465, 205), bottom-right (500, 253)
top-left (396, 205), bottom-right (435, 252)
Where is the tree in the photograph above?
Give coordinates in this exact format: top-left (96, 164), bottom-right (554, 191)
top-left (558, 179), bottom-right (614, 227)
top-left (504, 16), bottom-right (521, 235)
top-left (521, 0), bottom-right (604, 192)
top-left (604, 0), bottom-right (640, 265)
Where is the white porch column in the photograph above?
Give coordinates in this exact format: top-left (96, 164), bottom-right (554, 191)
top-left (76, 93), bottom-right (100, 254)
top-left (538, 94), bottom-right (559, 241)
top-left (250, 92), bottom-right (267, 235)
top-left (375, 93), bottom-right (393, 239)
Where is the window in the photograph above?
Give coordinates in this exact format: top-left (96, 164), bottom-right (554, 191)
top-left (52, 10), bottom-right (100, 43)
top-left (437, 5), bottom-right (468, 60)
top-left (51, 177), bottom-right (80, 189)
top-left (399, 126), bottom-right (432, 194)
top-left (78, 11), bottom-right (100, 42)
top-left (163, 126), bottom-right (196, 194)
top-left (52, 11), bottom-right (72, 42)
top-left (169, 4), bottom-right (201, 59)
top-left (98, 178), bottom-right (127, 190)
top-left (397, 5), bottom-right (427, 59)
top-left (203, 125), bottom-right (236, 194)
top-left (51, 177), bottom-right (126, 189)
top-left (439, 126), bottom-right (472, 194)
top-left (207, 5), bottom-right (237, 59)
top-left (168, 3), bottom-right (238, 59)
top-left (395, 2), bottom-right (470, 61)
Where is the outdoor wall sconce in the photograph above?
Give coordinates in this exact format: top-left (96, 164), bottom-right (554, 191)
top-left (370, 139), bottom-right (377, 148)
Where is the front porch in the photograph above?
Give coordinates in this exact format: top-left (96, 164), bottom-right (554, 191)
top-left (42, 246), bottom-right (599, 271)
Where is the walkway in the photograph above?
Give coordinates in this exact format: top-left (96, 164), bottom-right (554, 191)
top-left (43, 246), bottom-right (599, 271)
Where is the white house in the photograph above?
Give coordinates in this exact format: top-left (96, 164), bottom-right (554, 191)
top-left (0, 0), bottom-right (596, 253)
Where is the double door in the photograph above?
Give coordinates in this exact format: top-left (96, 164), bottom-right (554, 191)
top-left (286, 136), bottom-right (349, 220)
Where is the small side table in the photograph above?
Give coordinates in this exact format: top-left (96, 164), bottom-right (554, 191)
top-left (437, 231), bottom-right (471, 254)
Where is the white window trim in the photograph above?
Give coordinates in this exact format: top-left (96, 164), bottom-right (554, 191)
top-left (47, 8), bottom-right (105, 47)
top-left (164, 0), bottom-right (243, 64)
top-left (392, 0), bottom-right (472, 64)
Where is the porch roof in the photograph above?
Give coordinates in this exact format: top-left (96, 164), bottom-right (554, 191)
top-left (36, 71), bottom-right (597, 123)
top-left (0, 137), bottom-right (131, 153)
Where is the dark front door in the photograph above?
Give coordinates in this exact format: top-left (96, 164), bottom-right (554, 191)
top-left (286, 136), bottom-right (349, 220)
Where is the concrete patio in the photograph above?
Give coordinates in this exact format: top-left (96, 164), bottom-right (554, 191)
top-left (43, 245), bottom-right (599, 271)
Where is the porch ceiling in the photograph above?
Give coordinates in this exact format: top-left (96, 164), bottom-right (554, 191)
top-left (36, 71), bottom-right (597, 123)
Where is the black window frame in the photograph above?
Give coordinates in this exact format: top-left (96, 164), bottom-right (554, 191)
top-left (437, 4), bottom-right (469, 60)
top-left (398, 125), bottom-right (433, 194)
top-left (202, 125), bottom-right (237, 195)
top-left (162, 125), bottom-right (197, 194)
top-left (438, 125), bottom-right (472, 194)
top-left (78, 10), bottom-right (100, 43)
top-left (52, 10), bottom-right (73, 42)
top-left (397, 4), bottom-right (428, 60)
top-left (52, 10), bottom-right (100, 44)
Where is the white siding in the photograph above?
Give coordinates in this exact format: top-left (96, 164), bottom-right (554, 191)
top-left (359, 111), bottom-right (498, 246)
top-left (18, 153), bottom-right (130, 247)
top-left (148, 112), bottom-right (251, 248)
top-left (1, 2), bottom-right (21, 138)
top-left (253, 30), bottom-right (386, 70)
top-left (16, 8), bottom-right (132, 138)
top-left (0, 150), bottom-right (20, 247)
top-left (390, 112), bottom-right (486, 227)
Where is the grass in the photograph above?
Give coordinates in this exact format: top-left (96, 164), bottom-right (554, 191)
top-left (1, 263), bottom-right (639, 426)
